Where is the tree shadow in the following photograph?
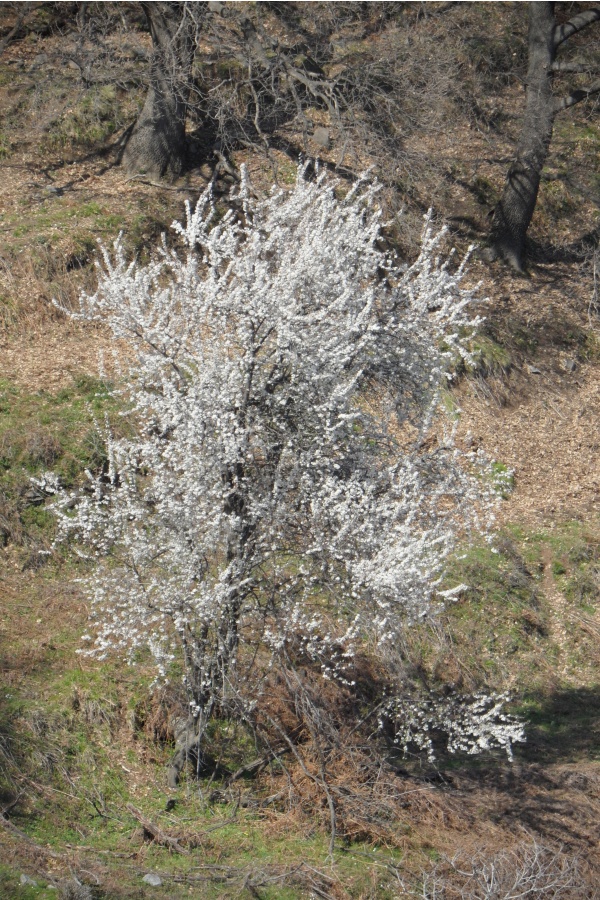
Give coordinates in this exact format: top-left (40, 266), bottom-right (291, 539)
top-left (186, 118), bottom-right (220, 171)
top-left (525, 237), bottom-right (591, 266)
top-left (0, 692), bottom-right (21, 812)
top-left (439, 686), bottom-right (600, 773)
top-left (430, 687), bottom-right (600, 857)
top-left (517, 686), bottom-right (600, 765)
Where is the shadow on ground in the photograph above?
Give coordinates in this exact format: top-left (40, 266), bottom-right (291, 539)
top-left (518, 685), bottom-right (600, 764)
top-left (433, 687), bottom-right (600, 865)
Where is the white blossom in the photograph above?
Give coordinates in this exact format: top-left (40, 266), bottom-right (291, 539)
top-left (52, 168), bottom-right (502, 744)
top-left (382, 691), bottom-right (526, 762)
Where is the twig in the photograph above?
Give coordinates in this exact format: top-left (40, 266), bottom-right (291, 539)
top-left (589, 247), bottom-right (599, 325)
top-left (64, 844), bottom-right (135, 857)
top-left (121, 174), bottom-right (193, 192)
top-left (261, 708), bottom-right (337, 858)
top-left (0, 5), bottom-right (37, 57)
top-left (213, 149), bottom-right (242, 184)
top-left (225, 746), bottom-right (290, 786)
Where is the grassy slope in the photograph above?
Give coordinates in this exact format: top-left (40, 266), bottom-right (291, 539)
top-left (0, 4), bottom-right (599, 897)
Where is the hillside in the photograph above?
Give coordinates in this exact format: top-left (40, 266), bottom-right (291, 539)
top-left (0, 4), bottom-right (599, 899)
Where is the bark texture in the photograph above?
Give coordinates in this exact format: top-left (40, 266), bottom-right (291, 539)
top-left (167, 716), bottom-right (200, 788)
top-left (122, 3), bottom-right (197, 180)
top-left (489, 3), bottom-right (556, 272)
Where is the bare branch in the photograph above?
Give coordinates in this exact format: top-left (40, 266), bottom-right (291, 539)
top-left (225, 747), bottom-right (290, 786)
top-left (555, 77), bottom-right (600, 112)
top-left (0, 3), bottom-right (40, 57)
top-left (551, 60), bottom-right (600, 74)
top-left (553, 8), bottom-right (600, 49)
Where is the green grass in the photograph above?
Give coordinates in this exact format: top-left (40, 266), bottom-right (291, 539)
top-left (0, 519), bottom-right (597, 894)
top-left (2, 198), bottom-right (177, 274)
top-left (408, 525), bottom-right (598, 685)
top-left (0, 718), bottom-right (408, 897)
top-left (443, 543), bottom-right (542, 671)
top-left (490, 461), bottom-right (514, 498)
top-left (41, 84), bottom-right (127, 152)
top-left (0, 376), bottom-right (120, 549)
top-left (515, 686), bottom-right (600, 763)
top-left (468, 334), bottom-right (512, 375)
top-left (0, 129), bottom-right (11, 159)
top-left (0, 867), bottom-right (60, 900)
top-left (0, 377), bottom-right (111, 473)
top-left (5, 200), bottom-right (126, 246)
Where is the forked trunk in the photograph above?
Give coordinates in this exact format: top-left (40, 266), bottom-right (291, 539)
top-left (122, 2), bottom-right (197, 180)
top-left (489, 3), bottom-right (556, 271)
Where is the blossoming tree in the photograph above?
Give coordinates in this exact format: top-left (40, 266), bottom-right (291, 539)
top-left (52, 168), bottom-right (523, 782)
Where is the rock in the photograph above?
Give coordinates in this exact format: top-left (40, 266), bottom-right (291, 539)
top-left (564, 358), bottom-right (577, 373)
top-left (142, 873), bottom-right (163, 887)
top-left (526, 364), bottom-right (542, 375)
top-left (20, 874), bottom-right (37, 886)
top-left (31, 53), bottom-right (49, 69)
top-left (23, 486), bottom-right (45, 507)
top-left (312, 127), bottom-right (330, 149)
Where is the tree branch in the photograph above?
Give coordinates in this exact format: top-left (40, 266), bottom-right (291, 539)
top-left (0, 5), bottom-right (38, 57)
top-left (225, 746), bottom-right (290, 786)
top-left (554, 8), bottom-right (600, 49)
top-left (555, 78), bottom-right (600, 112)
top-left (1, 813), bottom-right (61, 858)
top-left (551, 60), bottom-right (600, 74)
top-left (126, 803), bottom-right (189, 854)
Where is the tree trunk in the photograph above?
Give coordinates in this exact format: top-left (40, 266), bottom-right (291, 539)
top-left (167, 716), bottom-right (200, 788)
top-left (122, 2), bottom-right (197, 180)
top-left (488, 3), bottom-right (556, 271)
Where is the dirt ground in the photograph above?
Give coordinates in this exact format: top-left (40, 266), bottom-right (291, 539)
top-left (456, 263), bottom-right (599, 528)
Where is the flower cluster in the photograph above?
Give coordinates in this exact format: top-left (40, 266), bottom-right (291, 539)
top-left (382, 691), bottom-right (526, 762)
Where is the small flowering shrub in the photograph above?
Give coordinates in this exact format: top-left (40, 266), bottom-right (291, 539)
top-left (53, 167), bottom-right (517, 764)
